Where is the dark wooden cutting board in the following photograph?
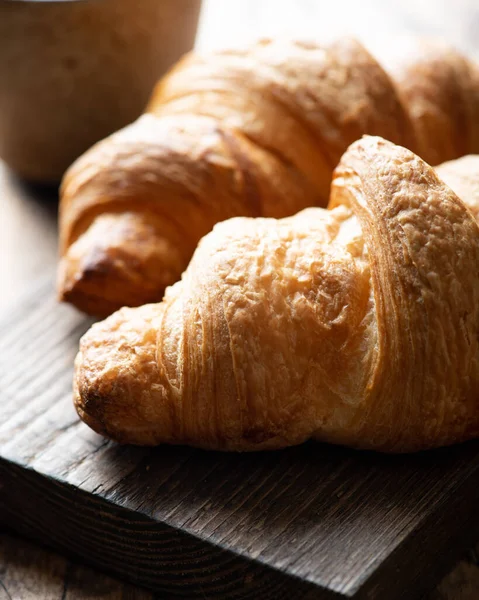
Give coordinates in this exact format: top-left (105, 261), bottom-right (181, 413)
top-left (0, 279), bottom-right (478, 600)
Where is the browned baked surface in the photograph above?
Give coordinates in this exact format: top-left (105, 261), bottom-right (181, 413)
top-left (58, 37), bottom-right (479, 317)
top-left (74, 136), bottom-right (479, 452)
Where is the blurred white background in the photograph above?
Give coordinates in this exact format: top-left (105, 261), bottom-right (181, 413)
top-left (196, 0), bottom-right (479, 58)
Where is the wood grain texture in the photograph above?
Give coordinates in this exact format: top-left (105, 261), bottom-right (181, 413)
top-left (1, 283), bottom-right (479, 599)
top-left (0, 166), bottom-right (58, 314)
top-left (0, 535), bottom-right (478, 600)
top-left (0, 532), bottom-right (153, 600)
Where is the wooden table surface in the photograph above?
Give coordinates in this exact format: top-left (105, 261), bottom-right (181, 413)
top-left (1, 1), bottom-right (479, 598)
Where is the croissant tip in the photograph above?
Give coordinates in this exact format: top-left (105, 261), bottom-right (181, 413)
top-left (73, 353), bottom-right (106, 436)
top-left (74, 378), bottom-right (126, 444)
top-left (73, 343), bottom-right (137, 445)
top-left (57, 257), bottom-right (116, 318)
top-left (58, 236), bottom-right (169, 317)
top-left (74, 393), bottom-right (108, 438)
top-left (58, 212), bottom-right (189, 317)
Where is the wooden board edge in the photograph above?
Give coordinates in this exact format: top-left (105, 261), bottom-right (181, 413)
top-left (352, 461), bottom-right (479, 600)
top-left (0, 457), bottom-right (344, 600)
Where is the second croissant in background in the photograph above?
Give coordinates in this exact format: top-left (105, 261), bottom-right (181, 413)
top-left (58, 36), bottom-right (479, 316)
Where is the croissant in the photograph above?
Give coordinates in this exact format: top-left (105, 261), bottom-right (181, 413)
top-left (58, 37), bottom-right (479, 317)
top-left (74, 136), bottom-right (479, 453)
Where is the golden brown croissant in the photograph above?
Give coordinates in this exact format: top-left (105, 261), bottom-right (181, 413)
top-left (74, 137), bottom-right (479, 453)
top-left (58, 37), bottom-right (479, 317)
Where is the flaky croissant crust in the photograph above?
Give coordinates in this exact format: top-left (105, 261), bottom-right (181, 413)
top-left (74, 137), bottom-right (479, 453)
top-left (58, 37), bottom-right (479, 316)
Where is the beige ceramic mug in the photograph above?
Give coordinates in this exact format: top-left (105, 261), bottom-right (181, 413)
top-left (0, 0), bottom-right (202, 182)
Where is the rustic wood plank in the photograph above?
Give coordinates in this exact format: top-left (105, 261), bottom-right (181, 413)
top-left (0, 531), bottom-right (153, 600)
top-left (0, 531), bottom-right (477, 600)
top-left (0, 282), bottom-right (479, 599)
top-left (0, 166), bottom-right (58, 315)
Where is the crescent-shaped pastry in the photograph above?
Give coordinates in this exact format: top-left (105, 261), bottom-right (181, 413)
top-left (58, 37), bottom-right (479, 316)
top-left (73, 137), bottom-right (479, 453)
